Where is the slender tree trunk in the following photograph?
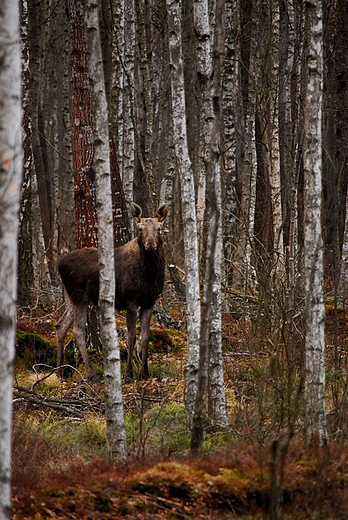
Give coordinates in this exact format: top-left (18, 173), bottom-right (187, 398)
top-left (208, 165), bottom-right (228, 428)
top-left (18, 0), bottom-right (33, 308)
top-left (303, 0), bottom-right (327, 446)
top-left (194, 0), bottom-right (212, 253)
top-left (135, 0), bottom-right (157, 211)
top-left (222, 0), bottom-right (237, 288)
top-left (0, 1), bottom-right (22, 515)
top-left (191, 0), bottom-right (226, 453)
top-left (123, 0), bottom-right (136, 220)
top-left (27, 0), bottom-right (55, 283)
top-left (253, 0), bottom-right (274, 302)
top-left (279, 0), bottom-right (290, 260)
top-left (167, 0), bottom-right (201, 421)
top-left (111, 0), bottom-right (124, 178)
top-left (85, 0), bottom-right (127, 461)
top-left (230, 0), bottom-right (256, 294)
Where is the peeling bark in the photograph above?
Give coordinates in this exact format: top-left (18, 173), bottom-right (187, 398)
top-left (85, 0), bottom-right (127, 461)
top-left (0, 1), bottom-right (22, 515)
top-left (167, 0), bottom-right (201, 421)
top-left (303, 0), bottom-right (327, 446)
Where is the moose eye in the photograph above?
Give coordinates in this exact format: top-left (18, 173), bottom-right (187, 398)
top-left (139, 227), bottom-right (143, 234)
top-left (157, 227), bottom-right (162, 234)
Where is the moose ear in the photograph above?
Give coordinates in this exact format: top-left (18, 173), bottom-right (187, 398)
top-left (131, 202), bottom-right (142, 223)
top-left (156, 204), bottom-right (168, 222)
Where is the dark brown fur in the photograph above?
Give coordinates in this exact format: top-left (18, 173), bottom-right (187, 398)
top-left (56, 203), bottom-right (168, 383)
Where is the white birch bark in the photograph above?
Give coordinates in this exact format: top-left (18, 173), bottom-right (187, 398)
top-left (270, 2), bottom-right (283, 258)
top-left (194, 0), bottom-right (227, 429)
top-left (0, 1), bottom-right (22, 516)
top-left (193, 0), bottom-right (212, 78)
top-left (166, 0), bottom-right (201, 420)
top-left (112, 0), bottom-right (125, 177)
top-left (191, 0), bottom-right (227, 452)
top-left (85, 0), bottom-right (127, 461)
top-left (122, 0), bottom-right (135, 222)
top-left (303, 0), bottom-right (327, 445)
top-left (208, 164), bottom-right (228, 427)
top-left (194, 0), bottom-right (212, 248)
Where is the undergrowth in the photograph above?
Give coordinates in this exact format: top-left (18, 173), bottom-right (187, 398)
top-left (12, 309), bottom-right (348, 519)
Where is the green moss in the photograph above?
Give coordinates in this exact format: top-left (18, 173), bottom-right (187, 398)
top-left (128, 461), bottom-right (207, 497)
top-left (148, 328), bottom-right (186, 354)
top-left (209, 467), bottom-right (261, 497)
top-left (16, 330), bottom-right (54, 367)
top-left (203, 430), bottom-right (230, 453)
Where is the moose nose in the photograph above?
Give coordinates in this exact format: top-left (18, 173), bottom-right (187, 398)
top-left (145, 242), bottom-right (157, 251)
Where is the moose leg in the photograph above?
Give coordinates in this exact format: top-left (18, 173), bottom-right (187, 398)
top-left (125, 303), bottom-right (137, 382)
top-left (73, 303), bottom-right (100, 384)
top-left (56, 297), bottom-right (74, 378)
top-left (139, 306), bottom-right (154, 379)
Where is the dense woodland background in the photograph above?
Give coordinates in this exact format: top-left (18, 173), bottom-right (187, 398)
top-left (7, 0), bottom-right (348, 517)
top-left (15, 0), bottom-right (348, 459)
top-left (19, 0), bottom-right (348, 303)
top-left (19, 0), bottom-right (348, 306)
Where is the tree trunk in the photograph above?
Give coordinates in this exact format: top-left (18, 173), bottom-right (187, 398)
top-left (253, 0), bottom-right (274, 302)
top-left (68, 0), bottom-right (98, 248)
top-left (18, 0), bottom-right (33, 308)
top-left (191, 0), bottom-right (226, 453)
top-left (27, 0), bottom-right (55, 283)
top-left (122, 0), bottom-right (136, 221)
top-left (322, 0), bottom-right (348, 300)
top-left (222, 0), bottom-right (237, 289)
top-left (135, 0), bottom-right (157, 211)
top-left (208, 165), bottom-right (228, 428)
top-left (0, 1), bottom-right (22, 515)
top-left (85, 0), bottom-right (127, 461)
top-left (303, 0), bottom-right (327, 446)
top-left (167, 0), bottom-right (201, 421)
top-left (194, 0), bottom-right (212, 254)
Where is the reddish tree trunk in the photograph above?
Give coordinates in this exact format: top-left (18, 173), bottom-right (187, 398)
top-left (68, 0), bottom-right (97, 248)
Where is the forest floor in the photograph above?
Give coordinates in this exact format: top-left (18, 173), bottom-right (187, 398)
top-left (11, 306), bottom-right (348, 519)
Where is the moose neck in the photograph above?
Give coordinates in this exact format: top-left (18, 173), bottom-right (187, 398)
top-left (139, 242), bottom-right (164, 275)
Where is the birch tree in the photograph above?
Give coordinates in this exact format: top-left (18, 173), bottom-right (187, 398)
top-left (208, 168), bottom-right (228, 428)
top-left (85, 0), bottom-right (127, 461)
top-left (303, 0), bottom-right (327, 445)
top-left (0, 0), bottom-right (22, 516)
top-left (112, 0), bottom-right (135, 225)
top-left (167, 0), bottom-right (201, 420)
top-left (191, 0), bottom-right (227, 453)
top-left (194, 0), bottom-right (212, 249)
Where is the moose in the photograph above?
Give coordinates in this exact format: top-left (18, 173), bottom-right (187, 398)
top-left (56, 202), bottom-right (168, 383)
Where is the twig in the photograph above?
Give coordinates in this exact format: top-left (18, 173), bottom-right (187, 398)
top-left (144, 493), bottom-right (192, 519)
top-left (31, 364), bottom-right (101, 397)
